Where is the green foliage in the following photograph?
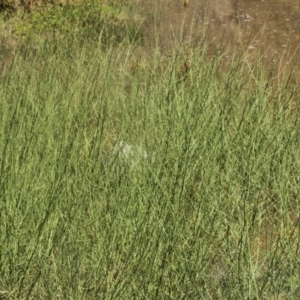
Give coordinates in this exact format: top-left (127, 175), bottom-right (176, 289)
top-left (0, 25), bottom-right (300, 299)
top-left (2, 1), bottom-right (143, 44)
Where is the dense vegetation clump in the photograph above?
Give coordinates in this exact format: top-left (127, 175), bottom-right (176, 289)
top-left (0, 1), bottom-right (300, 299)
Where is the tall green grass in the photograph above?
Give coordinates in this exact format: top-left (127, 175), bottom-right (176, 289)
top-left (1, 31), bottom-right (300, 299)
